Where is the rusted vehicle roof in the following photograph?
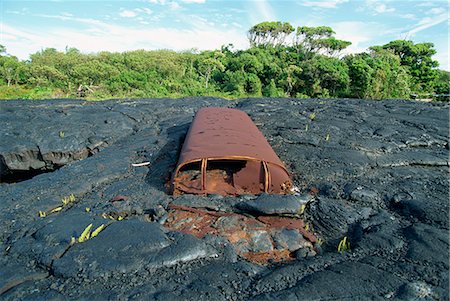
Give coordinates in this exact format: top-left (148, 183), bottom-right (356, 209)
top-left (172, 107), bottom-right (292, 196)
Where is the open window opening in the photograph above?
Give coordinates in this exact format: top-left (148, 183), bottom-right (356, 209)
top-left (174, 161), bottom-right (202, 194)
top-left (206, 160), bottom-right (264, 195)
top-left (173, 159), bottom-right (270, 196)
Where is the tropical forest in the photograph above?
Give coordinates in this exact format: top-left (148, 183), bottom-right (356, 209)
top-left (0, 22), bottom-right (448, 101)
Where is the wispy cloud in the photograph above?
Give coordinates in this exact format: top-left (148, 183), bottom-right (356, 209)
top-left (256, 0), bottom-right (276, 20)
top-left (119, 10), bottom-right (138, 17)
top-left (416, 1), bottom-right (437, 7)
top-left (0, 14), bottom-right (248, 60)
top-left (180, 0), bottom-right (205, 3)
top-left (301, 0), bottom-right (348, 9)
top-left (148, 0), bottom-right (204, 3)
top-left (119, 7), bottom-right (153, 18)
top-left (399, 13), bottom-right (416, 20)
top-left (148, 0), bottom-right (167, 4)
top-left (363, 0), bottom-right (395, 14)
top-left (434, 43), bottom-right (449, 70)
top-left (427, 7), bottom-right (445, 15)
top-left (146, 0), bottom-right (183, 10)
top-left (374, 3), bottom-right (395, 13)
top-left (332, 21), bottom-right (383, 54)
top-left (408, 13), bottom-right (448, 35)
top-left (170, 2), bottom-right (181, 10)
top-left (248, 0), bottom-right (276, 24)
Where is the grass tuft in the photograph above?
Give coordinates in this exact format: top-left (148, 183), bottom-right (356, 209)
top-left (338, 236), bottom-right (350, 253)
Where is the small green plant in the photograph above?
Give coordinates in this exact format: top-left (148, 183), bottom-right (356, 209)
top-left (78, 224), bottom-right (93, 243)
top-left (59, 131), bottom-right (65, 138)
top-left (85, 207), bottom-right (91, 212)
top-left (61, 194), bottom-right (76, 206)
top-left (325, 133), bottom-right (330, 141)
top-left (299, 204), bottom-right (307, 215)
top-left (91, 224), bottom-right (105, 238)
top-left (304, 223), bottom-right (309, 231)
top-left (309, 112), bottom-right (316, 121)
top-left (338, 236), bottom-right (350, 252)
top-left (37, 194), bottom-right (75, 218)
top-left (77, 223), bottom-right (105, 243)
top-left (101, 212), bottom-right (126, 221)
top-left (50, 206), bottom-right (63, 213)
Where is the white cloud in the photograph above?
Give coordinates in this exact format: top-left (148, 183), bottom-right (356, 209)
top-left (248, 0), bottom-right (276, 24)
top-left (256, 0), bottom-right (276, 20)
top-left (434, 50), bottom-right (449, 71)
top-left (148, 0), bottom-right (167, 4)
top-left (408, 13), bottom-right (448, 35)
top-left (301, 0), bottom-right (348, 9)
top-left (374, 3), bottom-right (395, 13)
top-left (180, 0), bottom-right (205, 3)
top-left (363, 0), bottom-right (395, 14)
top-left (433, 39), bottom-right (449, 71)
top-left (399, 13), bottom-right (416, 20)
top-left (138, 8), bottom-right (153, 15)
top-left (428, 7), bottom-right (445, 14)
top-left (0, 17), bottom-right (248, 61)
top-left (170, 2), bottom-right (182, 10)
top-left (332, 21), bottom-right (383, 54)
top-left (119, 10), bottom-right (138, 18)
top-left (6, 10), bottom-right (22, 15)
top-left (119, 7), bottom-right (153, 18)
top-left (146, 0), bottom-right (182, 10)
top-left (417, 2), bottom-right (437, 7)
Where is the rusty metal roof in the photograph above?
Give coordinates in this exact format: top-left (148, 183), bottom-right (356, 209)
top-left (172, 107), bottom-right (292, 196)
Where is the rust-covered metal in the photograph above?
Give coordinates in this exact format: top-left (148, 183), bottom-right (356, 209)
top-left (172, 107), bottom-right (292, 196)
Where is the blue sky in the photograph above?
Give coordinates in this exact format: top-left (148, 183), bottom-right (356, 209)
top-left (1, 0), bottom-right (448, 70)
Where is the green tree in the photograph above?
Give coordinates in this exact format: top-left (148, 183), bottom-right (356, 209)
top-left (28, 47), bottom-right (85, 93)
top-left (278, 64), bottom-right (302, 96)
top-left (0, 56), bottom-right (21, 86)
top-left (295, 26), bottom-right (351, 57)
top-left (371, 40), bottom-right (438, 92)
top-left (300, 55), bottom-right (349, 97)
top-left (345, 53), bottom-right (375, 98)
top-left (432, 70), bottom-right (449, 101)
top-left (0, 45), bottom-right (6, 55)
top-left (245, 73), bottom-right (262, 95)
top-left (28, 64), bottom-right (67, 87)
top-left (197, 51), bottom-right (225, 89)
top-left (263, 79), bottom-right (285, 97)
top-left (248, 21), bottom-right (295, 47)
top-left (367, 50), bottom-right (411, 99)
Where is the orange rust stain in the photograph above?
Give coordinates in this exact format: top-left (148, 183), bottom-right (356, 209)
top-left (257, 216), bottom-right (305, 230)
top-left (227, 230), bottom-right (250, 244)
top-left (257, 216), bottom-right (317, 243)
top-left (241, 250), bottom-right (294, 265)
top-left (310, 187), bottom-right (319, 195)
top-left (164, 206), bottom-right (318, 264)
top-left (166, 210), bottom-right (219, 238)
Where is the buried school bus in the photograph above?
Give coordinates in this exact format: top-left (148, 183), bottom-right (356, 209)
top-left (172, 107), bottom-right (293, 196)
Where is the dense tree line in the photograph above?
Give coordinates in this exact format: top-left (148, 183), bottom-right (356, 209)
top-left (0, 22), bottom-right (448, 100)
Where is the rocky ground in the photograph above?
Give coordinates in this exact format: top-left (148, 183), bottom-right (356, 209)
top-left (0, 97), bottom-right (448, 300)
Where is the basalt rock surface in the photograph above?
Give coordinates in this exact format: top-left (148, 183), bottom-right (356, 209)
top-left (0, 97), bottom-right (448, 300)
